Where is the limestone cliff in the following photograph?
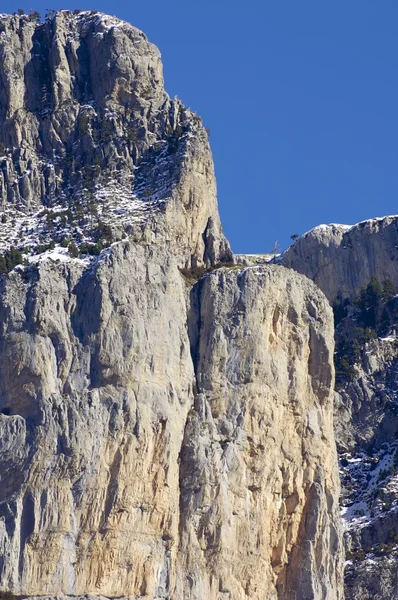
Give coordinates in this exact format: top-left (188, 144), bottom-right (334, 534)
top-left (179, 267), bottom-right (343, 600)
top-left (0, 10), bottom-right (231, 268)
top-left (282, 217), bottom-right (398, 302)
top-left (283, 219), bottom-right (398, 599)
top-left (0, 255), bottom-right (344, 599)
top-left (0, 10), bottom-right (344, 600)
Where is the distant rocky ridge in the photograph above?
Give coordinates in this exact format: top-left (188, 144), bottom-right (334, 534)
top-left (0, 10), bottom-right (343, 600)
top-left (282, 218), bottom-right (398, 600)
top-left (282, 217), bottom-right (398, 302)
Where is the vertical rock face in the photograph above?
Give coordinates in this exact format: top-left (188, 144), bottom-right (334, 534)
top-left (0, 10), bottom-right (344, 600)
top-left (0, 10), bottom-right (166, 205)
top-left (178, 267), bottom-right (343, 600)
top-left (0, 244), bottom-right (195, 597)
top-left (0, 258), bottom-right (344, 599)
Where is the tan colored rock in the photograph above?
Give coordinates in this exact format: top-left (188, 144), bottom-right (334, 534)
top-left (0, 10), bottom-right (344, 600)
top-left (0, 243), bottom-right (194, 597)
top-left (177, 266), bottom-right (343, 600)
top-left (0, 256), bottom-right (343, 599)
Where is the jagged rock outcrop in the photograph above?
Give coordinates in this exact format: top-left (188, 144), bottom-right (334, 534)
top-left (336, 334), bottom-right (398, 600)
top-left (337, 339), bottom-right (398, 599)
top-left (282, 217), bottom-right (398, 302)
top-left (345, 556), bottom-right (398, 600)
top-left (0, 10), bottom-right (231, 268)
top-left (335, 337), bottom-right (398, 454)
top-left (0, 9), bottom-right (344, 600)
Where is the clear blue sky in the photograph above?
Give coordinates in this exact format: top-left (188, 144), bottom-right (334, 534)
top-left (2, 1), bottom-right (398, 253)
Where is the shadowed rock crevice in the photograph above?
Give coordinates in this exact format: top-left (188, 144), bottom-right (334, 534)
top-left (24, 26), bottom-right (52, 115)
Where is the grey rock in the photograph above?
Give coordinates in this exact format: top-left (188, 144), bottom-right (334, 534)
top-left (0, 10), bottom-right (343, 600)
top-left (282, 217), bottom-right (398, 302)
top-left (0, 10), bottom-right (231, 268)
top-left (284, 218), bottom-right (398, 599)
top-left (335, 337), bottom-right (398, 453)
top-left (345, 551), bottom-right (398, 600)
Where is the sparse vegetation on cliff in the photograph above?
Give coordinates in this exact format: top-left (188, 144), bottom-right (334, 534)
top-left (0, 247), bottom-right (23, 275)
top-left (333, 276), bottom-right (397, 387)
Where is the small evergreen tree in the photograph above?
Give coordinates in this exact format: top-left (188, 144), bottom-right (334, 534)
top-left (333, 297), bottom-right (349, 327)
top-left (0, 591), bottom-right (17, 600)
top-left (78, 114), bottom-right (90, 135)
top-left (367, 275), bottom-right (383, 304)
top-left (95, 221), bottom-right (112, 243)
top-left (45, 9), bottom-right (56, 20)
top-left (382, 278), bottom-right (396, 300)
top-left (101, 119), bottom-right (113, 142)
top-left (126, 127), bottom-right (138, 143)
top-left (29, 10), bottom-right (41, 21)
top-left (0, 247), bottom-right (23, 275)
top-left (355, 275), bottom-right (383, 329)
top-left (68, 241), bottom-right (79, 258)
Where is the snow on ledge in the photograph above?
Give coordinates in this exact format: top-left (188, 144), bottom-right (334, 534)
top-left (303, 215), bottom-right (398, 240)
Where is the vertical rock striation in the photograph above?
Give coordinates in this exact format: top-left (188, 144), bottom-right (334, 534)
top-left (0, 244), bottom-right (195, 597)
top-left (0, 257), bottom-right (344, 599)
top-left (0, 10), bottom-right (344, 600)
top-left (178, 266), bottom-right (343, 600)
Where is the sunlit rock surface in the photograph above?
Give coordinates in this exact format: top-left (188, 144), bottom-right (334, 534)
top-left (0, 10), bottom-right (344, 600)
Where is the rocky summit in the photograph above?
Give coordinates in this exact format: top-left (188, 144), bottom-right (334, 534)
top-left (0, 8), bottom-right (395, 600)
top-left (0, 9), bottom-right (230, 269)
